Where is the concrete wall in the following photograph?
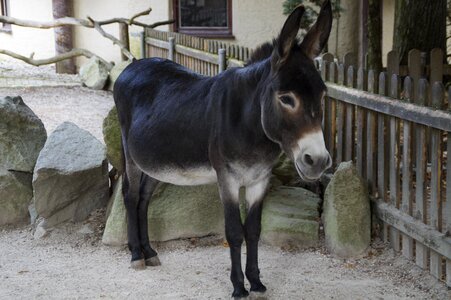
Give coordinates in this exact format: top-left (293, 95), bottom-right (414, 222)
top-left (0, 0), bottom-right (55, 59)
top-left (382, 0), bottom-right (395, 67)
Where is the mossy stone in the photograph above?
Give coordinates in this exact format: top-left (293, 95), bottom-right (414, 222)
top-left (102, 107), bottom-right (123, 172)
top-left (323, 161), bottom-right (371, 258)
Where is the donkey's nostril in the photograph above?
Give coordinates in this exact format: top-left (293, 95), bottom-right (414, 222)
top-left (304, 154), bottom-right (314, 166)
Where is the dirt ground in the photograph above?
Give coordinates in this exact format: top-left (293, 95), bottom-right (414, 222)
top-left (0, 61), bottom-right (450, 299)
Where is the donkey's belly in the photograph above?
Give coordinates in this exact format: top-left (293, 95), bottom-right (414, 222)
top-left (144, 165), bottom-right (217, 186)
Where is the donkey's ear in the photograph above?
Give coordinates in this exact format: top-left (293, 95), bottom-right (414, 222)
top-left (274, 5), bottom-right (305, 64)
top-left (299, 0), bottom-right (333, 60)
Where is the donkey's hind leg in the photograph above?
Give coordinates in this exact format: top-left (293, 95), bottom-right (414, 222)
top-left (123, 161), bottom-right (146, 270)
top-left (138, 174), bottom-right (161, 266)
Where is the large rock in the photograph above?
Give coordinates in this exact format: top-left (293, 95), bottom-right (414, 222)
top-left (107, 61), bottom-right (130, 91)
top-left (102, 176), bottom-right (127, 245)
top-left (0, 170), bottom-right (33, 225)
top-left (103, 183), bottom-right (224, 245)
top-left (32, 122), bottom-right (109, 228)
top-left (79, 57), bottom-right (109, 90)
top-left (323, 161), bottom-right (370, 258)
top-left (0, 96), bottom-right (46, 172)
top-left (0, 96), bottom-right (46, 226)
top-left (261, 186), bottom-right (320, 248)
top-left (102, 107), bottom-right (123, 172)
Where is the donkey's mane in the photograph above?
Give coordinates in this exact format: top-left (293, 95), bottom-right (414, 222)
top-left (245, 41), bottom-right (275, 66)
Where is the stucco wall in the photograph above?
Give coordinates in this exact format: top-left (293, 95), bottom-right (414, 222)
top-left (73, 0), bottom-right (171, 65)
top-left (382, 0), bottom-right (394, 67)
top-left (0, 0), bottom-right (55, 60)
top-left (230, 0), bottom-right (286, 49)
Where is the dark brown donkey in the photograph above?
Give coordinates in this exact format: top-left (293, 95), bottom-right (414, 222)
top-left (114, 1), bottom-right (332, 297)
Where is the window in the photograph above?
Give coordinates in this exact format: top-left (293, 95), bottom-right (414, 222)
top-left (173, 0), bottom-right (232, 37)
top-left (0, 0), bottom-right (11, 32)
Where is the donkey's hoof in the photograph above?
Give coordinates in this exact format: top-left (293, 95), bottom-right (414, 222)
top-left (232, 288), bottom-right (249, 299)
top-left (249, 291), bottom-right (267, 300)
top-left (145, 256), bottom-right (161, 266)
top-left (131, 259), bottom-right (146, 270)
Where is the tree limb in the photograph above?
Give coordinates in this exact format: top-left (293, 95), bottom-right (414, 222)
top-left (87, 16), bottom-right (135, 61)
top-left (129, 7), bottom-right (152, 24)
top-left (0, 48), bottom-right (113, 70)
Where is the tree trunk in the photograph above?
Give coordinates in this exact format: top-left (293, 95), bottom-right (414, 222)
top-left (366, 0), bottom-right (382, 72)
top-left (393, 0), bottom-right (446, 65)
top-left (52, 0), bottom-right (76, 74)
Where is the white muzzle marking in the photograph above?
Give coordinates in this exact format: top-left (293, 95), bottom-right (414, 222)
top-left (292, 129), bottom-right (331, 181)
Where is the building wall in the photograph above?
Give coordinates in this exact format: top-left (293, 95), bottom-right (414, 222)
top-left (0, 0), bottom-right (55, 60)
top-left (382, 0), bottom-right (395, 67)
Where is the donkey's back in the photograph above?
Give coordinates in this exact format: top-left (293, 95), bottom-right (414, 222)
top-left (114, 58), bottom-right (218, 185)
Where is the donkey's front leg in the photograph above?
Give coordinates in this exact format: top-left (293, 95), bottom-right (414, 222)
top-left (217, 176), bottom-right (248, 298)
top-left (244, 178), bottom-right (269, 295)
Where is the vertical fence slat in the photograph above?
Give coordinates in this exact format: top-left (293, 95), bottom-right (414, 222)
top-left (366, 70), bottom-right (377, 194)
top-left (430, 48), bottom-right (443, 85)
top-left (327, 62), bottom-right (338, 167)
top-left (389, 74), bottom-right (400, 252)
top-left (415, 79), bottom-right (429, 269)
top-left (345, 66), bottom-right (355, 162)
top-left (429, 82), bottom-right (444, 280)
top-left (336, 64), bottom-right (345, 165)
top-left (377, 72), bottom-right (388, 241)
top-left (446, 87), bottom-right (451, 287)
top-left (356, 67), bottom-right (367, 176)
top-left (218, 49), bottom-right (226, 73)
top-left (401, 76), bottom-right (414, 260)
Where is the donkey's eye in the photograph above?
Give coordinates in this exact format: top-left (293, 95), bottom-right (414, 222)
top-left (279, 95), bottom-right (295, 108)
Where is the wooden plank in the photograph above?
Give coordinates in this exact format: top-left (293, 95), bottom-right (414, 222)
top-left (447, 87), bottom-right (451, 287)
top-left (325, 83), bottom-right (451, 132)
top-left (218, 49), bottom-right (226, 73)
top-left (145, 37), bottom-right (169, 50)
top-left (430, 82), bottom-right (444, 280)
top-left (415, 78), bottom-right (428, 269)
top-left (430, 48), bottom-right (443, 84)
top-left (377, 72), bottom-right (387, 202)
top-left (401, 76), bottom-right (414, 260)
top-left (366, 70), bottom-right (377, 194)
top-left (374, 199), bottom-right (451, 259)
top-left (327, 62), bottom-right (338, 166)
top-left (408, 49), bottom-right (422, 101)
top-left (345, 66), bottom-right (355, 162)
top-left (356, 67), bottom-right (367, 176)
top-left (168, 37), bottom-right (175, 61)
top-left (175, 44), bottom-right (219, 65)
top-left (386, 50), bottom-right (399, 83)
top-left (335, 64), bottom-right (345, 165)
top-left (343, 52), bottom-right (357, 70)
top-left (389, 74), bottom-right (400, 252)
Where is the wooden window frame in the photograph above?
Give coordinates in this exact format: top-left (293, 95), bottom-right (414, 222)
top-left (0, 0), bottom-right (11, 33)
top-left (173, 0), bottom-right (233, 38)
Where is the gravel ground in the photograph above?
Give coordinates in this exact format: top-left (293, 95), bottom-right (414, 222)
top-left (0, 61), bottom-right (450, 299)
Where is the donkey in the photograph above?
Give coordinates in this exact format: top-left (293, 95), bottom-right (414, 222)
top-left (114, 1), bottom-right (332, 297)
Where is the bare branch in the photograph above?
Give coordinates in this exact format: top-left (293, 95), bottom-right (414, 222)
top-left (87, 16), bottom-right (135, 61)
top-left (130, 7), bottom-right (152, 24)
top-left (0, 15), bottom-right (93, 29)
top-left (0, 48), bottom-right (113, 70)
top-left (147, 19), bottom-right (175, 28)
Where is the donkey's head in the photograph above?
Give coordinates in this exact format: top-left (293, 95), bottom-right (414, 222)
top-left (261, 0), bottom-right (332, 182)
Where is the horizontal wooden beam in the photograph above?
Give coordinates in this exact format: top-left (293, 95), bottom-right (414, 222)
top-left (145, 37), bottom-right (169, 50)
top-left (175, 45), bottom-right (218, 64)
top-left (374, 199), bottom-right (451, 259)
top-left (326, 83), bottom-right (451, 132)
top-left (228, 58), bottom-right (244, 68)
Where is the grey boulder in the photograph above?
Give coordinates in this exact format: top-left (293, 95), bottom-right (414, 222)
top-left (0, 96), bottom-right (46, 172)
top-left (79, 57), bottom-right (109, 90)
top-left (261, 186), bottom-right (320, 248)
top-left (323, 161), bottom-right (371, 258)
top-left (0, 96), bottom-right (46, 226)
top-left (103, 183), bottom-right (224, 245)
top-left (107, 61), bottom-right (131, 91)
top-left (32, 122), bottom-right (109, 228)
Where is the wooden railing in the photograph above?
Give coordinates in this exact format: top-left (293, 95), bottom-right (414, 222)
top-left (144, 29), bottom-right (451, 287)
top-left (319, 49), bottom-right (451, 287)
top-left (145, 28), bottom-right (250, 76)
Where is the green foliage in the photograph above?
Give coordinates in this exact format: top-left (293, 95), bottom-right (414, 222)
top-left (282, 0), bottom-right (342, 30)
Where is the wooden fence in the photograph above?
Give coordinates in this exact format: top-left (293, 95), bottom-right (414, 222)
top-left (319, 48), bottom-right (451, 287)
top-left (144, 30), bottom-right (451, 287)
top-left (145, 28), bottom-right (250, 75)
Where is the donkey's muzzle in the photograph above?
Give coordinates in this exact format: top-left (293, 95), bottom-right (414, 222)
top-left (293, 130), bottom-right (332, 182)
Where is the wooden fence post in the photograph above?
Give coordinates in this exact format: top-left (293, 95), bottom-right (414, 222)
top-left (119, 23), bottom-right (130, 61)
top-left (168, 37), bottom-right (176, 61)
top-left (140, 31), bottom-right (146, 59)
top-left (218, 49), bottom-right (226, 73)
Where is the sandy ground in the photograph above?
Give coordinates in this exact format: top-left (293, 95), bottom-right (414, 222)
top-left (0, 61), bottom-right (450, 299)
